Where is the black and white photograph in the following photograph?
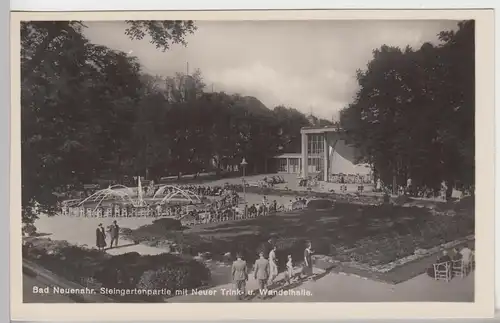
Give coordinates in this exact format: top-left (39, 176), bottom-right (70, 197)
top-left (11, 10), bottom-right (494, 317)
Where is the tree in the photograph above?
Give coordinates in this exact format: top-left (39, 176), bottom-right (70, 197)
top-left (124, 20), bottom-right (196, 51)
top-left (21, 20), bottom-right (196, 223)
top-left (340, 20), bottom-right (474, 197)
top-left (23, 19), bottom-right (340, 224)
top-left (22, 20), bottom-right (196, 82)
top-left (164, 69), bottom-right (206, 103)
top-left (435, 20), bottom-right (475, 194)
top-left (273, 106), bottom-right (310, 153)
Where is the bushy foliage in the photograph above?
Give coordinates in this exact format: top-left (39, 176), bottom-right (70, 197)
top-left (137, 261), bottom-right (211, 297)
top-left (23, 239), bottom-right (211, 301)
top-left (340, 21), bottom-right (474, 197)
top-left (22, 223), bottom-right (37, 236)
top-left (306, 199), bottom-right (335, 210)
top-left (152, 218), bottom-right (184, 231)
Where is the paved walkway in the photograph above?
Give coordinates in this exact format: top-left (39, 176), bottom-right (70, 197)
top-left (171, 267), bottom-right (326, 302)
top-left (35, 215), bottom-right (166, 255)
top-left (170, 268), bottom-right (474, 303)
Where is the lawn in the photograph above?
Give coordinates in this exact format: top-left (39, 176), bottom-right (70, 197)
top-left (122, 197), bottom-right (474, 276)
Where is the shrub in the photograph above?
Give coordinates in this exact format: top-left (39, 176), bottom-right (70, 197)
top-left (292, 200), bottom-right (306, 209)
top-left (393, 195), bottom-right (413, 205)
top-left (93, 252), bottom-right (212, 294)
top-left (137, 261), bottom-right (211, 300)
top-left (93, 252), bottom-right (152, 289)
top-left (121, 224), bottom-right (213, 256)
top-left (23, 242), bottom-right (108, 284)
top-left (22, 223), bottom-right (37, 236)
top-left (120, 227), bottom-right (133, 236)
top-left (24, 239), bottom-right (212, 301)
top-left (107, 251), bottom-right (142, 264)
top-left (152, 218), bottom-right (184, 231)
top-left (306, 199), bottom-right (334, 210)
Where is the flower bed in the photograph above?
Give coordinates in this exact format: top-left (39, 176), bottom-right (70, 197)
top-left (121, 199), bottom-right (474, 276)
top-left (22, 238), bottom-right (211, 302)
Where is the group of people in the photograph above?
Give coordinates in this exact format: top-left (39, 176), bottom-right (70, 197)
top-left (284, 197), bottom-right (308, 211)
top-left (212, 191), bottom-right (240, 208)
top-left (246, 198), bottom-right (282, 217)
top-left (262, 176), bottom-right (286, 187)
top-left (180, 191), bottom-right (241, 224)
top-left (230, 241), bottom-right (315, 301)
top-left (95, 220), bottom-right (120, 251)
top-left (158, 204), bottom-right (192, 218)
top-left (62, 203), bottom-right (192, 218)
top-left (330, 173), bottom-right (372, 184)
top-left (427, 246), bottom-right (474, 279)
top-left (379, 178), bottom-right (474, 201)
top-left (334, 184), bottom-right (365, 194)
top-left (182, 194), bottom-right (290, 226)
top-left (154, 184), bottom-right (230, 198)
top-left (298, 176), bottom-right (319, 188)
top-left (183, 200), bottom-right (277, 226)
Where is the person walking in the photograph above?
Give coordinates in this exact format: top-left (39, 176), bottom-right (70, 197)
top-left (109, 220), bottom-right (120, 248)
top-left (301, 242), bottom-right (314, 280)
top-left (231, 253), bottom-right (248, 300)
top-left (263, 238), bottom-right (273, 259)
top-left (285, 255), bottom-right (294, 285)
top-left (253, 251), bottom-right (270, 299)
top-left (268, 246), bottom-right (278, 284)
top-left (95, 223), bottom-right (107, 251)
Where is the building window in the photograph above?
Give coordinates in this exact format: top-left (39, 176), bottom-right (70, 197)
top-left (307, 134), bottom-right (324, 155)
top-left (307, 157), bottom-right (324, 173)
top-left (289, 158), bottom-right (299, 173)
top-left (278, 158), bottom-right (287, 172)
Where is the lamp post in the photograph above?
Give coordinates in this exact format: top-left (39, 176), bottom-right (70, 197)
top-left (240, 158), bottom-right (248, 207)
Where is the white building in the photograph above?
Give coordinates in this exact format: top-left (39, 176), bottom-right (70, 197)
top-left (273, 126), bottom-right (372, 182)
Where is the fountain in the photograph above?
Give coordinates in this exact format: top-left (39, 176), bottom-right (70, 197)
top-left (74, 179), bottom-right (202, 210)
top-left (152, 185), bottom-right (202, 205)
top-left (58, 177), bottom-right (209, 218)
top-left (76, 185), bottom-right (142, 209)
top-left (76, 178), bottom-right (148, 210)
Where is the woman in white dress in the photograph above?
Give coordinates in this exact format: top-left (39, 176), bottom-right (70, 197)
top-left (268, 246), bottom-right (279, 284)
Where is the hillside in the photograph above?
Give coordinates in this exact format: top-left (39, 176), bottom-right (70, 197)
top-left (232, 95), bottom-right (273, 117)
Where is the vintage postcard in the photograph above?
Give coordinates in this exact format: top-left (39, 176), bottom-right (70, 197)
top-left (10, 9), bottom-right (495, 321)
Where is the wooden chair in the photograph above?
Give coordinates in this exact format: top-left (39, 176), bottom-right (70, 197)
top-left (452, 259), bottom-right (467, 279)
top-left (433, 261), bottom-right (451, 282)
top-left (463, 251), bottom-right (475, 274)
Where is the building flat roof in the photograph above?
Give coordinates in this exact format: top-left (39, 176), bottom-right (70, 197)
top-left (273, 153), bottom-right (327, 159)
top-left (273, 153), bottom-right (301, 159)
top-left (300, 126), bottom-right (340, 134)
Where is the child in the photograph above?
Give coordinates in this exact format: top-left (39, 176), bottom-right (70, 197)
top-left (285, 255), bottom-right (294, 285)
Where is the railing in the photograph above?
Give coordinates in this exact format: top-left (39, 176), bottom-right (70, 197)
top-left (60, 206), bottom-right (181, 218)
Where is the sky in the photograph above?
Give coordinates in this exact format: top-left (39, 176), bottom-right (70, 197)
top-left (84, 20), bottom-right (459, 120)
